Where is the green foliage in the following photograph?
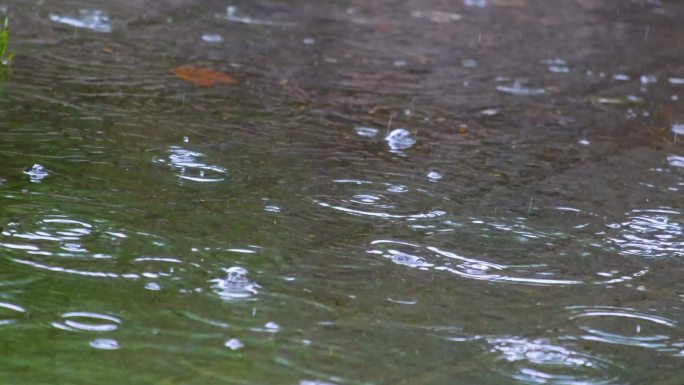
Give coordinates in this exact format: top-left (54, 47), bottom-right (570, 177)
top-left (0, 17), bottom-right (14, 66)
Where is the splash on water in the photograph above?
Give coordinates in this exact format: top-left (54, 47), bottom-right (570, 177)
top-left (211, 266), bottom-right (259, 300)
top-left (23, 164), bottom-right (49, 183)
top-left (385, 128), bottom-right (416, 151)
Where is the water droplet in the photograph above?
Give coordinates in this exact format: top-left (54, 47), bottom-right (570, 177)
top-left (225, 338), bottom-right (244, 350)
top-left (90, 338), bottom-right (119, 350)
top-left (385, 128), bottom-right (416, 150)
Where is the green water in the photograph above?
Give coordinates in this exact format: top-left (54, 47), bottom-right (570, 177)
top-left (1, 0), bottom-right (684, 384)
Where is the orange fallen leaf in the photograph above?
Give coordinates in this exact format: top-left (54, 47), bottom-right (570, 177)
top-left (171, 65), bottom-right (237, 87)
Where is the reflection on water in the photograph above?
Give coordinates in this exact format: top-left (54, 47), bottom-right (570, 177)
top-left (1, 0), bottom-right (684, 383)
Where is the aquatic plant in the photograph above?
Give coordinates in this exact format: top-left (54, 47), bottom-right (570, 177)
top-left (0, 17), bottom-right (14, 66)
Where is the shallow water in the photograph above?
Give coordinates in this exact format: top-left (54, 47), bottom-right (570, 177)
top-left (1, 0), bottom-right (684, 384)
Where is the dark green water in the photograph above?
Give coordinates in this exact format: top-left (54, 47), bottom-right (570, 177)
top-left (1, 0), bottom-right (684, 384)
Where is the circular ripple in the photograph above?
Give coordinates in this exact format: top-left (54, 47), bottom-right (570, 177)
top-left (0, 302), bottom-right (25, 326)
top-left (153, 145), bottom-right (228, 183)
top-left (307, 179), bottom-right (446, 221)
top-left (568, 306), bottom-right (681, 352)
top-left (488, 337), bottom-right (622, 385)
top-left (52, 312), bottom-right (121, 332)
top-left (0, 213), bottom-right (178, 280)
top-left (605, 208), bottom-right (684, 258)
top-left (368, 240), bottom-right (582, 286)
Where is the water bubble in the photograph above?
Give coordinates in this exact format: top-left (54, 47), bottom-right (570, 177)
top-left (90, 338), bottom-right (119, 350)
top-left (23, 164), bottom-right (49, 183)
top-left (225, 338), bottom-right (244, 350)
top-left (201, 34), bottom-right (223, 43)
top-left (385, 128), bottom-right (416, 150)
top-left (49, 10), bottom-right (112, 33)
top-left (354, 126), bottom-right (379, 137)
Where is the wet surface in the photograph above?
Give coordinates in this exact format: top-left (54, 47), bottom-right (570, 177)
top-left (0, 0), bottom-right (683, 384)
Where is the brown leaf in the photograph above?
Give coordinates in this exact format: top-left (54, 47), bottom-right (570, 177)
top-left (171, 65), bottom-right (237, 87)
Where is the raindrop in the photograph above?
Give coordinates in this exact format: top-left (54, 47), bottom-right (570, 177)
top-left (385, 128), bottom-right (416, 150)
top-left (427, 171), bottom-right (442, 181)
top-left (225, 338), bottom-right (244, 350)
top-left (23, 164), bottom-right (49, 182)
top-left (265, 321), bottom-right (280, 331)
top-left (211, 266), bottom-right (259, 300)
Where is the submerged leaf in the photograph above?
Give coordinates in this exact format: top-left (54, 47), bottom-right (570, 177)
top-left (171, 65), bottom-right (237, 87)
